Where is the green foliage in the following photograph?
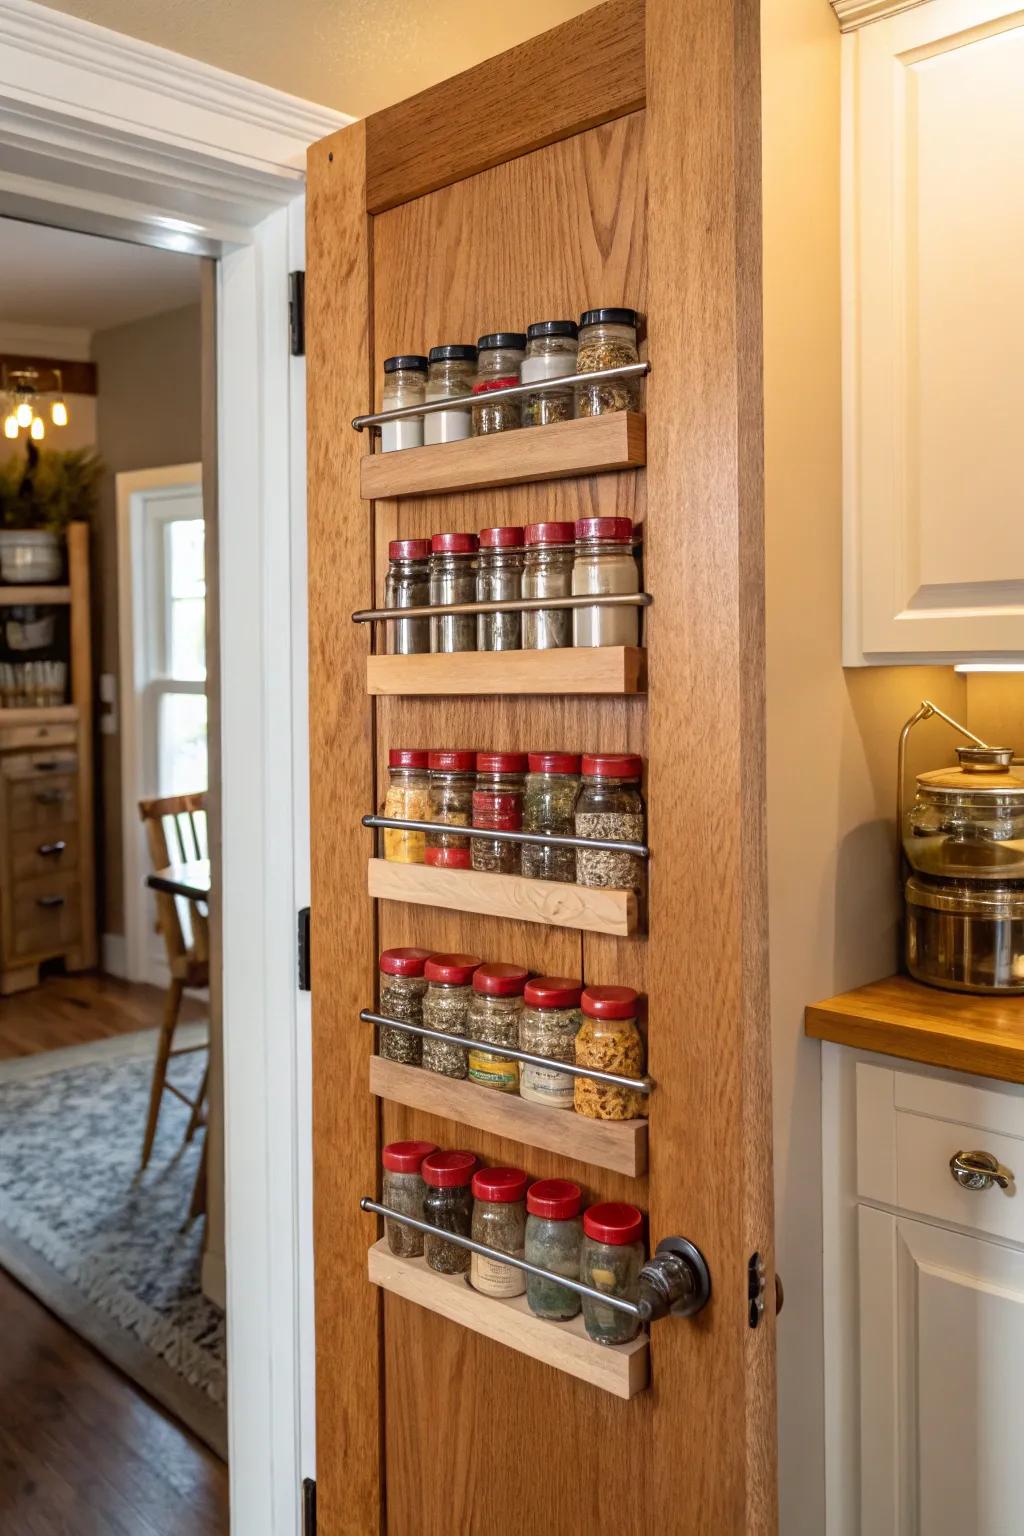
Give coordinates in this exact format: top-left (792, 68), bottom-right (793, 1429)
top-left (0, 444), bottom-right (104, 532)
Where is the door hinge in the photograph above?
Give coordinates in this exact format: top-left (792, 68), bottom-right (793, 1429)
top-left (297, 906), bottom-right (311, 992)
top-left (289, 270), bottom-right (305, 356)
top-left (302, 1477), bottom-right (316, 1535)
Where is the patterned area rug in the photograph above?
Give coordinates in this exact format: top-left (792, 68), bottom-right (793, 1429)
top-left (0, 1026), bottom-right (226, 1456)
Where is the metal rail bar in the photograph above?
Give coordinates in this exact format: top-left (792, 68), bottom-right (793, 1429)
top-left (352, 591), bottom-right (652, 624)
top-left (351, 361), bottom-right (650, 432)
top-left (362, 815), bottom-right (648, 858)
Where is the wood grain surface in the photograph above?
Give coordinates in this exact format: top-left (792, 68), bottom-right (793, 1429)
top-left (0, 585), bottom-right (71, 606)
top-left (366, 646), bottom-right (646, 697)
top-left (367, 858), bottom-right (638, 936)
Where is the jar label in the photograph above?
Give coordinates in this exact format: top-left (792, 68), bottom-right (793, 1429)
top-left (471, 375), bottom-right (519, 395)
top-left (519, 1062), bottom-right (575, 1108)
top-left (467, 1051), bottom-right (519, 1092)
top-left (424, 844), bottom-right (472, 869)
top-left (472, 791), bottom-right (522, 832)
top-left (471, 1249), bottom-right (526, 1298)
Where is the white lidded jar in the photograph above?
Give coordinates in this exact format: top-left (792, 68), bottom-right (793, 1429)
top-left (572, 517), bottom-right (640, 647)
top-left (423, 344), bottom-right (477, 445)
top-left (380, 354), bottom-right (427, 452)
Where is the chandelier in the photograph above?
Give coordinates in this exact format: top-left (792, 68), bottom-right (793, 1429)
top-left (2, 365), bottom-right (70, 442)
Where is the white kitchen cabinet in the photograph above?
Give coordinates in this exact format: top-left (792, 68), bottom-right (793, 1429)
top-left (841, 0), bottom-right (1024, 664)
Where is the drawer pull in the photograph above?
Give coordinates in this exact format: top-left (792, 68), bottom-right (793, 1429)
top-left (36, 895), bottom-right (66, 910)
top-left (38, 840), bottom-right (67, 858)
top-left (34, 760), bottom-right (63, 772)
top-left (34, 789), bottom-right (67, 805)
top-left (949, 1150), bottom-right (1014, 1192)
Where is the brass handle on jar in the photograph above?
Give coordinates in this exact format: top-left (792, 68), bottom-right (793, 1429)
top-left (949, 1150), bottom-right (1014, 1192)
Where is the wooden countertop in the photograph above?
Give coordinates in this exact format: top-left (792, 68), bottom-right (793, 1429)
top-left (805, 974), bottom-right (1024, 1085)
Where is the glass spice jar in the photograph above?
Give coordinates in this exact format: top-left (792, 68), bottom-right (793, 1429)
top-left (580, 1202), bottom-right (645, 1345)
top-left (472, 751), bottom-right (528, 875)
top-left (476, 526), bottom-right (524, 652)
top-left (574, 753), bottom-right (646, 893)
top-left (521, 751), bottom-right (581, 883)
top-left (466, 962), bottom-right (529, 1094)
top-left (469, 1167), bottom-right (528, 1297)
top-left (574, 307), bottom-right (641, 417)
top-left (520, 320), bottom-right (578, 428)
top-left (381, 1139), bottom-right (438, 1257)
top-left (525, 1179), bottom-right (583, 1320)
top-left (384, 538), bottom-right (430, 656)
top-left (521, 521), bottom-right (576, 651)
top-left (425, 750), bottom-right (476, 869)
top-left (421, 952), bottom-right (480, 1079)
top-left (429, 532), bottom-right (478, 654)
top-left (423, 344), bottom-right (477, 445)
top-left (378, 946), bottom-right (433, 1066)
top-left (421, 1150), bottom-right (478, 1274)
top-left (471, 332), bottom-right (526, 436)
top-left (518, 976), bottom-right (582, 1109)
top-left (382, 748), bottom-right (431, 864)
top-left (380, 354), bottom-right (428, 453)
top-left (574, 986), bottom-right (645, 1121)
top-left (572, 517), bottom-right (640, 648)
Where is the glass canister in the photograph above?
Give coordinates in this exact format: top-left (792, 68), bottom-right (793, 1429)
top-left (521, 751), bottom-right (581, 883)
top-left (381, 1139), bottom-right (438, 1256)
top-left (425, 749), bottom-right (476, 869)
top-left (518, 976), bottom-right (582, 1109)
top-left (471, 332), bottom-right (527, 435)
top-left (378, 945), bottom-right (433, 1065)
top-left (525, 1178), bottom-right (583, 1319)
top-left (429, 531), bottom-right (478, 654)
top-left (574, 986), bottom-right (645, 1121)
top-left (380, 354), bottom-right (428, 452)
top-left (472, 751), bottom-right (528, 874)
top-left (521, 521), bottom-right (576, 651)
top-left (572, 517), bottom-right (640, 648)
top-left (423, 344), bottom-right (477, 445)
top-left (467, 962), bottom-right (529, 1093)
top-left (574, 307), bottom-right (641, 416)
top-left (384, 538), bottom-right (430, 656)
top-left (421, 952), bottom-right (480, 1079)
top-left (382, 748), bottom-right (431, 864)
top-left (421, 1150), bottom-right (478, 1273)
top-left (469, 1167), bottom-right (528, 1297)
top-left (574, 754), bottom-right (646, 893)
top-left (579, 1202), bottom-right (645, 1344)
top-left (520, 320), bottom-right (578, 428)
top-left (476, 525), bottom-right (524, 652)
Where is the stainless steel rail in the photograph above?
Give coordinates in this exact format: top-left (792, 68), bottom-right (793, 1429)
top-left (352, 591), bottom-right (652, 624)
top-left (362, 815), bottom-right (648, 858)
top-left (351, 362), bottom-right (650, 432)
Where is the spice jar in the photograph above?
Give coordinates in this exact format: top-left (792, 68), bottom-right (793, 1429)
top-left (469, 1167), bottom-right (528, 1297)
top-left (467, 962), bottom-right (529, 1093)
top-left (575, 754), bottom-right (646, 893)
top-left (476, 526), bottom-right (524, 652)
top-left (471, 332), bottom-right (526, 436)
top-left (520, 320), bottom-right (578, 428)
top-left (574, 986), bottom-right (645, 1121)
top-left (519, 976), bottom-right (582, 1109)
top-left (380, 355), bottom-right (428, 453)
top-left (521, 521), bottom-right (576, 651)
top-left (421, 1150), bottom-right (477, 1274)
top-left (425, 749), bottom-right (476, 869)
top-left (521, 752), bottom-right (581, 883)
top-left (423, 344), bottom-right (477, 445)
top-left (383, 748), bottom-right (431, 864)
top-left (378, 946), bottom-right (433, 1066)
top-left (525, 1179), bottom-right (583, 1319)
top-left (580, 1202), bottom-right (645, 1344)
top-left (575, 307), bottom-right (641, 417)
top-left (472, 751), bottom-right (528, 875)
top-left (421, 952), bottom-right (480, 1079)
top-left (381, 1139), bottom-right (438, 1257)
top-left (572, 517), bottom-right (640, 648)
top-left (384, 538), bottom-right (430, 656)
top-left (429, 532), bottom-right (478, 654)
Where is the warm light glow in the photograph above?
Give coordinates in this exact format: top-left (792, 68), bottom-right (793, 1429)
top-left (51, 399), bottom-right (68, 427)
top-left (15, 399), bottom-right (33, 428)
top-left (30, 415), bottom-right (44, 441)
top-left (3, 413), bottom-right (17, 439)
top-left (954, 663), bottom-right (1024, 674)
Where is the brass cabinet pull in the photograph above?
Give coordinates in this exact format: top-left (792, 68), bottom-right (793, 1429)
top-left (949, 1150), bottom-right (1014, 1192)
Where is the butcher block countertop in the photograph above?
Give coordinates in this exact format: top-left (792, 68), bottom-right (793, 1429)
top-left (805, 974), bottom-right (1024, 1086)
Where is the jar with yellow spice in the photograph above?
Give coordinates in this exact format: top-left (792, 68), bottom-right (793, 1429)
top-left (574, 985), bottom-right (645, 1121)
top-left (383, 749), bottom-right (431, 863)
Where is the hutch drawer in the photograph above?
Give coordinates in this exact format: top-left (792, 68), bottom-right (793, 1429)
top-left (8, 872), bottom-right (81, 959)
top-left (6, 772), bottom-right (78, 830)
top-left (9, 825), bottom-right (79, 881)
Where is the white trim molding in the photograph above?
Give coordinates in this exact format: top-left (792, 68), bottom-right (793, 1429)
top-left (830, 0), bottom-right (933, 30)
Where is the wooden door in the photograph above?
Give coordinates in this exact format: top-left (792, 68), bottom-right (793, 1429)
top-left (307, 3), bottom-right (777, 1532)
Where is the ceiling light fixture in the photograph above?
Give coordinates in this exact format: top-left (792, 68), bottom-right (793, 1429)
top-left (1, 365), bottom-right (71, 440)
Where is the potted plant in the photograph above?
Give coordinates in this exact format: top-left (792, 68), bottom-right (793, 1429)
top-left (0, 443), bottom-right (103, 583)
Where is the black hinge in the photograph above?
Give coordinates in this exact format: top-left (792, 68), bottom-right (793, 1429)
top-left (297, 906), bottom-right (311, 992)
top-left (302, 1477), bottom-right (316, 1535)
top-left (289, 270), bottom-right (305, 356)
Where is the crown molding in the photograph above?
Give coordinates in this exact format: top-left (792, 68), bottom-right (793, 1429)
top-left (830, 0), bottom-right (933, 29)
top-left (0, 321), bottom-right (91, 361)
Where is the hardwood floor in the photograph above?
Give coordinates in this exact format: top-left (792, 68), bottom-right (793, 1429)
top-left (0, 970), bottom-right (204, 1061)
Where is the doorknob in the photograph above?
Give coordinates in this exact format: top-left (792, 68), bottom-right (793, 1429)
top-left (950, 1150), bottom-right (1014, 1192)
top-left (637, 1237), bottom-right (711, 1321)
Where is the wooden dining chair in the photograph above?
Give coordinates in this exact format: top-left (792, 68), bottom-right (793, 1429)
top-left (138, 791), bottom-right (210, 1169)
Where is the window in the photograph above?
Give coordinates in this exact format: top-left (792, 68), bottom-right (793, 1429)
top-left (141, 486), bottom-right (206, 796)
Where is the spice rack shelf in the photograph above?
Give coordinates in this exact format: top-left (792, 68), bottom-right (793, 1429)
top-left (369, 1055), bottom-right (648, 1177)
top-left (366, 1238), bottom-right (649, 1399)
top-left (367, 858), bottom-right (639, 937)
top-left (359, 411), bottom-right (646, 502)
top-left (366, 646), bottom-right (646, 697)
top-left (0, 586), bottom-right (72, 606)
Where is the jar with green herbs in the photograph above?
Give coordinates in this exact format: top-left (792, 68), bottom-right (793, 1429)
top-left (471, 332), bottom-right (526, 435)
top-left (423, 344), bottom-right (476, 445)
top-left (383, 748), bottom-right (430, 864)
top-left (421, 1150), bottom-right (477, 1274)
top-left (572, 517), bottom-right (640, 648)
top-left (518, 975), bottom-right (582, 1109)
top-left (574, 753), bottom-right (645, 893)
top-left (381, 1139), bottom-right (438, 1257)
top-left (520, 319), bottom-right (578, 427)
top-left (476, 525), bottom-right (524, 652)
top-left (580, 1202), bottom-right (645, 1344)
top-left (521, 521), bottom-right (575, 650)
top-left (425, 750), bottom-right (475, 869)
top-left (525, 1179), bottom-right (583, 1319)
top-left (384, 538), bottom-right (430, 655)
top-left (574, 986), bottom-right (645, 1121)
top-left (429, 532), bottom-right (478, 654)
top-left (575, 307), bottom-right (640, 417)
top-left (521, 751), bottom-right (580, 883)
top-left (421, 953), bottom-right (480, 1079)
top-left (377, 946), bottom-right (433, 1065)
top-left (380, 354), bottom-right (427, 453)
top-left (469, 1167), bottom-right (528, 1297)
top-left (471, 751), bottom-right (527, 875)
top-left (466, 962), bottom-right (528, 1094)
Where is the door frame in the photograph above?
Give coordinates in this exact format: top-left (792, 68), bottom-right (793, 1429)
top-left (0, 4), bottom-right (352, 1531)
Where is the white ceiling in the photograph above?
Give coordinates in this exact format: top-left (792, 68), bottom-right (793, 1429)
top-left (0, 218), bottom-right (201, 333)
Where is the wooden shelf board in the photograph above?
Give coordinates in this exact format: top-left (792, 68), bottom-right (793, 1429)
top-left (367, 857), bottom-right (638, 937)
top-left (0, 705), bottom-right (78, 726)
top-left (369, 1055), bottom-right (647, 1177)
top-left (366, 1239), bottom-right (649, 1399)
top-left (805, 973), bottom-right (1024, 1084)
top-left (360, 410), bottom-right (646, 501)
top-left (0, 586), bottom-right (71, 606)
top-left (366, 645), bottom-right (646, 697)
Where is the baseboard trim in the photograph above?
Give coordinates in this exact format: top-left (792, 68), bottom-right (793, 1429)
top-left (101, 932), bottom-right (128, 979)
top-left (202, 1250), bottom-right (226, 1310)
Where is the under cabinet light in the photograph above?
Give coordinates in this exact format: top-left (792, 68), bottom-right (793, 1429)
top-left (954, 663), bottom-right (1024, 674)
